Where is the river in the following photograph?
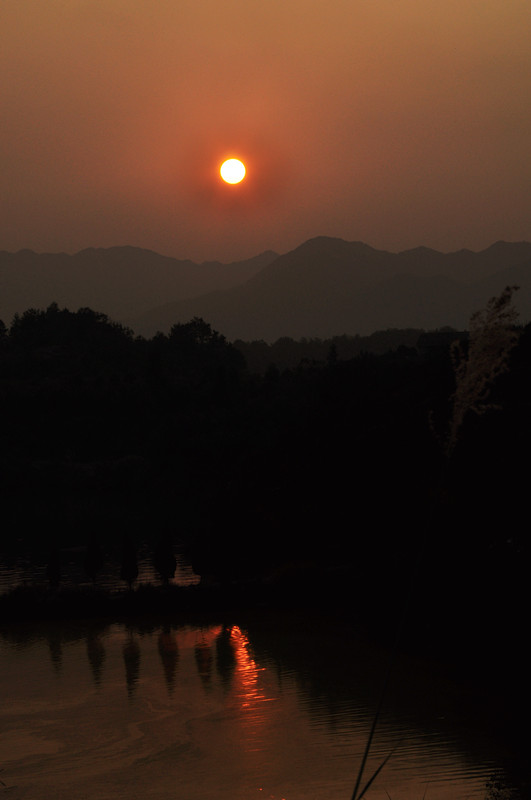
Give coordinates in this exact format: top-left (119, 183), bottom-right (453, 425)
top-left (0, 608), bottom-right (517, 800)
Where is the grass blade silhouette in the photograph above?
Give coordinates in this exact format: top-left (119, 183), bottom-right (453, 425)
top-left (350, 523), bottom-right (428, 799)
top-left (356, 739), bottom-right (403, 799)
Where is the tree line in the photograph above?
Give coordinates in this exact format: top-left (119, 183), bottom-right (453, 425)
top-left (0, 302), bottom-right (529, 640)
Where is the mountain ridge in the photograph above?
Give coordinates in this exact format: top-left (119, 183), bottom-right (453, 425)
top-left (0, 246), bottom-right (278, 325)
top-left (2, 238), bottom-right (531, 341)
top-left (129, 238), bottom-right (531, 340)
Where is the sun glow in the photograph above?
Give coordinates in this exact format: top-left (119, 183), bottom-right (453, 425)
top-left (220, 158), bottom-right (246, 184)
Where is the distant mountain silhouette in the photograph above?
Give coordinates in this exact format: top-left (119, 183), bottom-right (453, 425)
top-left (2, 238), bottom-right (531, 340)
top-left (129, 237), bottom-right (531, 340)
top-left (0, 246), bottom-right (277, 326)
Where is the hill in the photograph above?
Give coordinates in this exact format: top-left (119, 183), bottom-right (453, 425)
top-left (0, 246), bottom-right (278, 327)
top-left (129, 237), bottom-right (531, 340)
top-left (2, 238), bottom-right (531, 341)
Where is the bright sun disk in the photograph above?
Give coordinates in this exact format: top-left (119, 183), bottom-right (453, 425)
top-left (220, 158), bottom-right (246, 184)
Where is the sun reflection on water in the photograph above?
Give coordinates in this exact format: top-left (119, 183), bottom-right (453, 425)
top-left (0, 620), bottom-right (514, 800)
top-left (229, 625), bottom-right (278, 756)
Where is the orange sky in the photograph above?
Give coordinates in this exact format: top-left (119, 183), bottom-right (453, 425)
top-left (2, 0), bottom-right (530, 262)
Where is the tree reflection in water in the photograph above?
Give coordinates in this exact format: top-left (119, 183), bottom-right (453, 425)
top-left (0, 619), bottom-right (518, 799)
top-left (195, 636), bottom-right (213, 690)
top-left (122, 630), bottom-right (141, 698)
top-left (86, 631), bottom-right (106, 687)
top-left (157, 624), bottom-right (179, 695)
top-left (215, 624), bottom-right (237, 689)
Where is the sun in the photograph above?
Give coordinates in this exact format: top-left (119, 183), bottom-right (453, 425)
top-left (220, 158), bottom-right (246, 184)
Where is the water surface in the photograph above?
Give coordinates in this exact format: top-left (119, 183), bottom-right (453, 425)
top-left (0, 613), bottom-right (513, 800)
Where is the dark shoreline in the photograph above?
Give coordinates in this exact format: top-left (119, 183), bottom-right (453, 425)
top-left (0, 571), bottom-right (526, 692)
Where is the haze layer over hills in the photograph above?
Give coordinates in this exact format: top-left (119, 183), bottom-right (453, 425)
top-left (0, 247), bottom-right (277, 329)
top-left (2, 238), bottom-right (531, 340)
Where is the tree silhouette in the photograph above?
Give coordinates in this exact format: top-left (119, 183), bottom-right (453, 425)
top-left (83, 539), bottom-right (104, 585)
top-left (46, 547), bottom-right (61, 590)
top-left (152, 538), bottom-right (177, 585)
top-left (120, 538), bottom-right (138, 590)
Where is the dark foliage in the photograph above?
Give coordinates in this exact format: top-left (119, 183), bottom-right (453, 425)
top-left (233, 328), bottom-right (426, 373)
top-left (152, 537), bottom-right (177, 584)
top-left (0, 303), bottom-right (529, 685)
top-left (84, 539), bottom-right (104, 584)
top-left (45, 547), bottom-right (61, 589)
top-left (120, 537), bottom-right (139, 590)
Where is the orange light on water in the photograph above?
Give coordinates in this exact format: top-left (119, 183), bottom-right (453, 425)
top-left (229, 624), bottom-right (277, 753)
top-left (230, 625), bottom-right (265, 706)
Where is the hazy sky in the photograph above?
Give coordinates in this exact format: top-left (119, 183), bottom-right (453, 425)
top-left (2, 0), bottom-right (530, 262)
